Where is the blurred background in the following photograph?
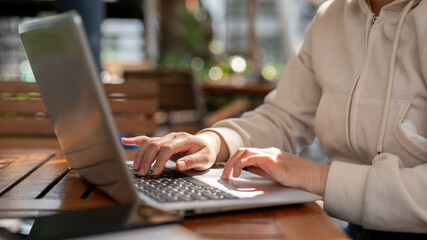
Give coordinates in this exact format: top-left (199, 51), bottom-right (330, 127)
top-left (0, 1), bottom-right (339, 228)
top-left (0, 0), bottom-right (318, 83)
top-left (0, 0), bottom-right (326, 144)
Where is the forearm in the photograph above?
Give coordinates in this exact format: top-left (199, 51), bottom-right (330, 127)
top-left (285, 156), bottom-right (330, 196)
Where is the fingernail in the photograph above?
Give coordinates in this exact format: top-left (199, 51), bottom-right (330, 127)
top-left (138, 168), bottom-right (145, 175)
top-left (177, 161), bottom-right (185, 170)
top-left (153, 166), bottom-right (159, 175)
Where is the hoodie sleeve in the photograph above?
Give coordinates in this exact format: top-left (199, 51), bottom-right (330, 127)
top-left (201, 21), bottom-right (322, 157)
top-left (324, 154), bottom-right (427, 233)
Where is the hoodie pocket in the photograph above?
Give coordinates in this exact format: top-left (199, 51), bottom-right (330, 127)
top-left (314, 93), bottom-right (354, 161)
top-left (393, 101), bottom-right (427, 162)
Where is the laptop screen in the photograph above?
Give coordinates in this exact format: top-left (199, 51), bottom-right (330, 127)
top-left (19, 11), bottom-right (138, 203)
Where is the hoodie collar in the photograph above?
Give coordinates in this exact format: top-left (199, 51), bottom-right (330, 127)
top-left (358, 0), bottom-right (420, 16)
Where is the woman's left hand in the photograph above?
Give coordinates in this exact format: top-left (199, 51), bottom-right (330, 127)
top-left (221, 147), bottom-right (330, 196)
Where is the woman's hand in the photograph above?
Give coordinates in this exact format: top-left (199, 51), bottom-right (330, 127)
top-left (221, 147), bottom-right (330, 196)
top-left (121, 131), bottom-right (229, 176)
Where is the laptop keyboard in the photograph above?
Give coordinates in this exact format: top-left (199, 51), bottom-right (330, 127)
top-left (128, 165), bottom-right (238, 203)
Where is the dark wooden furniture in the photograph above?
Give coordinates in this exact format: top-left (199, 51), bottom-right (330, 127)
top-left (201, 81), bottom-right (277, 127)
top-left (0, 148), bottom-right (349, 239)
top-left (0, 81), bottom-right (158, 148)
top-left (201, 81), bottom-right (276, 96)
top-left (124, 69), bottom-right (208, 134)
top-left (124, 70), bottom-right (255, 133)
top-left (124, 70), bottom-right (206, 117)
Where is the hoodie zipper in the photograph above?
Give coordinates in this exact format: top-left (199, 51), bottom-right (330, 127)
top-left (346, 13), bottom-right (377, 158)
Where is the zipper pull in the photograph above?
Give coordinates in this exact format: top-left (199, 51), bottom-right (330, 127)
top-left (372, 15), bottom-right (378, 25)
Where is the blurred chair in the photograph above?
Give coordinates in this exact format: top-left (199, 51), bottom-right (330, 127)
top-left (124, 69), bottom-right (251, 134)
top-left (0, 81), bottom-right (158, 148)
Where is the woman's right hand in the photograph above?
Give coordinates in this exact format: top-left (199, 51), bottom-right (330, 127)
top-left (121, 131), bottom-right (229, 176)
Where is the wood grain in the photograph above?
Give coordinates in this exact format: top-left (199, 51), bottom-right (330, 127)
top-left (182, 211), bottom-right (283, 239)
top-left (44, 170), bottom-right (90, 200)
top-left (0, 152), bottom-right (56, 196)
top-left (0, 199), bottom-right (114, 211)
top-left (182, 204), bottom-right (349, 240)
top-left (272, 203), bottom-right (348, 240)
top-left (1, 155), bottom-right (68, 199)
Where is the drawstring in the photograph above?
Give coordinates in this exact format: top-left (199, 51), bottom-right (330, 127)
top-left (376, 0), bottom-right (415, 154)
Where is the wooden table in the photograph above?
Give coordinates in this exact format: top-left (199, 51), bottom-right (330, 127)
top-left (0, 148), bottom-right (348, 239)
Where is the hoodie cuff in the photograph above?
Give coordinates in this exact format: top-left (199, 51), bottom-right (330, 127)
top-left (199, 127), bottom-right (245, 156)
top-left (324, 161), bottom-right (371, 224)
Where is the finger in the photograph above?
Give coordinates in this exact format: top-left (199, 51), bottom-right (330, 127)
top-left (139, 142), bottom-right (161, 175)
top-left (121, 136), bottom-right (148, 145)
top-left (133, 134), bottom-right (176, 172)
top-left (221, 149), bottom-right (246, 179)
top-left (156, 136), bottom-right (204, 173)
top-left (152, 144), bottom-right (174, 175)
top-left (221, 150), bottom-right (242, 179)
top-left (175, 152), bottom-right (211, 171)
top-left (232, 158), bottom-right (244, 178)
top-left (139, 134), bottom-right (192, 175)
top-left (231, 155), bottom-right (263, 178)
top-left (134, 140), bottom-right (150, 171)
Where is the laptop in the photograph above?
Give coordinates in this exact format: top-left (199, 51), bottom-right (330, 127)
top-left (19, 11), bottom-right (321, 215)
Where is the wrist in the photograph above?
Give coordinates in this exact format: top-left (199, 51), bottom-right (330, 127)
top-left (285, 156), bottom-right (330, 197)
top-left (316, 164), bottom-right (330, 197)
top-left (302, 162), bottom-right (329, 197)
top-left (197, 131), bottom-right (230, 162)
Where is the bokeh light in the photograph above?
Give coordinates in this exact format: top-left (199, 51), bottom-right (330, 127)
top-left (229, 55), bottom-right (247, 73)
top-left (261, 65), bottom-right (278, 81)
top-left (191, 57), bottom-right (204, 71)
top-left (208, 40), bottom-right (224, 55)
top-left (194, 8), bottom-right (207, 21)
top-left (208, 66), bottom-right (223, 81)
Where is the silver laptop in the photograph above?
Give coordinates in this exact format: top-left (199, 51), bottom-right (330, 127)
top-left (19, 11), bottom-right (321, 215)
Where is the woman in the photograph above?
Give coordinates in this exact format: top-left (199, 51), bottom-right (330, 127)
top-left (122, 0), bottom-right (427, 238)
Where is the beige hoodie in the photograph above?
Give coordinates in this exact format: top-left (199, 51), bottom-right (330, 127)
top-left (205, 0), bottom-right (427, 233)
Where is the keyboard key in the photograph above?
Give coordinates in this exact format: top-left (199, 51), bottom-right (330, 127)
top-left (128, 165), bottom-right (238, 203)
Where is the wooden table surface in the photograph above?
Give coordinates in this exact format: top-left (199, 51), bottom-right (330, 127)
top-left (0, 148), bottom-right (349, 239)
